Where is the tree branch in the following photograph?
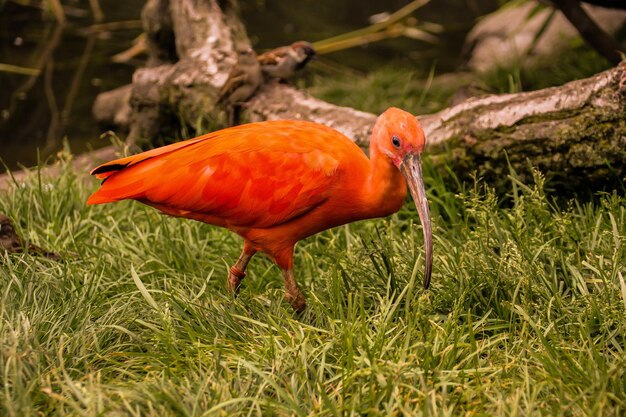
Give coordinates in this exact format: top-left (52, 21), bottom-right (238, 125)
top-left (581, 0), bottom-right (626, 10)
top-left (552, 0), bottom-right (625, 64)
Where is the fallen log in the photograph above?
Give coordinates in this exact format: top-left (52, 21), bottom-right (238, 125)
top-left (92, 84), bottom-right (133, 130)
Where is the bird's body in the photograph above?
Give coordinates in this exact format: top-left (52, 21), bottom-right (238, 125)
top-left (258, 41), bottom-right (316, 81)
top-left (89, 108), bottom-right (432, 312)
top-left (218, 48), bottom-right (262, 125)
top-left (218, 48), bottom-right (262, 105)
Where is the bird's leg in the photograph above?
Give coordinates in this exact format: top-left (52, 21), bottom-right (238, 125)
top-left (225, 105), bottom-right (242, 127)
top-left (227, 243), bottom-right (256, 295)
top-left (281, 268), bottom-right (306, 313)
top-left (231, 104), bottom-right (242, 126)
top-left (272, 246), bottom-right (306, 312)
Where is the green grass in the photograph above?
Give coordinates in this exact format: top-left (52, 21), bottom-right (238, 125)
top-left (1, 161), bottom-right (625, 416)
top-left (307, 67), bottom-right (458, 116)
top-left (475, 41), bottom-right (615, 95)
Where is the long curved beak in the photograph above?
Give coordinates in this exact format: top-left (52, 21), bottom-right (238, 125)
top-left (400, 153), bottom-right (433, 289)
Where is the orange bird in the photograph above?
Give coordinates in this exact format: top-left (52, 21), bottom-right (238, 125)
top-left (88, 108), bottom-right (432, 312)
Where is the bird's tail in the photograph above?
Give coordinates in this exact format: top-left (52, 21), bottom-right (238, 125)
top-left (87, 135), bottom-right (210, 205)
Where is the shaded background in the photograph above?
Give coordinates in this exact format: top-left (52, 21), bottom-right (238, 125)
top-left (0, 0), bottom-right (498, 173)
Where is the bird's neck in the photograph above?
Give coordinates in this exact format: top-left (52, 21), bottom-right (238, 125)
top-left (364, 146), bottom-right (407, 218)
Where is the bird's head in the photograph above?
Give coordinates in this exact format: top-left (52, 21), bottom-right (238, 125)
top-left (372, 107), bottom-right (432, 289)
top-left (372, 107), bottom-right (426, 167)
top-left (291, 41), bottom-right (316, 66)
top-left (236, 47), bottom-right (258, 65)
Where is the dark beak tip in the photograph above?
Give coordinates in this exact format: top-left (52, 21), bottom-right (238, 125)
top-left (423, 275), bottom-right (431, 290)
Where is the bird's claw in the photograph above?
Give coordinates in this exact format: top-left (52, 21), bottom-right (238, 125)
top-left (227, 266), bottom-right (246, 295)
top-left (286, 290), bottom-right (307, 313)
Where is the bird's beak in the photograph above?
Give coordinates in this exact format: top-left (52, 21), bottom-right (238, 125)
top-left (400, 153), bottom-right (433, 289)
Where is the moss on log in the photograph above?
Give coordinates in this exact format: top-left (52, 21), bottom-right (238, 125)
top-left (423, 63), bottom-right (626, 191)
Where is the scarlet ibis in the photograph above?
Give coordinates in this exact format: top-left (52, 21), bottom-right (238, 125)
top-left (88, 107), bottom-right (432, 312)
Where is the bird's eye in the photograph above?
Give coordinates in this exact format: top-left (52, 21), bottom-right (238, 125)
top-left (391, 136), bottom-right (401, 148)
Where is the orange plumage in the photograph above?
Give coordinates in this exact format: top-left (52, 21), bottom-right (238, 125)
top-left (88, 108), bottom-right (432, 312)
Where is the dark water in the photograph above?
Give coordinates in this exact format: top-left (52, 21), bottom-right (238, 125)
top-left (0, 0), bottom-right (496, 173)
top-left (0, 0), bottom-right (145, 172)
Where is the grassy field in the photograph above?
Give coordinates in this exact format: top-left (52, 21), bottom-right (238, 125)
top-left (2, 55), bottom-right (625, 415)
top-left (1, 159), bottom-right (625, 416)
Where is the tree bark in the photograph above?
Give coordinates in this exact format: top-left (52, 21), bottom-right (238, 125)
top-left (126, 0), bottom-right (253, 146)
top-left (581, 0), bottom-right (626, 10)
top-left (552, 0), bottom-right (625, 64)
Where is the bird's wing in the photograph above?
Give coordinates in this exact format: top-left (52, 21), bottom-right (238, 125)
top-left (87, 122), bottom-right (348, 229)
top-left (257, 47), bottom-right (288, 66)
top-left (218, 68), bottom-right (246, 100)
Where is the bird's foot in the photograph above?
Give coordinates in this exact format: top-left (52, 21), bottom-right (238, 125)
top-left (227, 266), bottom-right (246, 295)
top-left (286, 290), bottom-right (307, 313)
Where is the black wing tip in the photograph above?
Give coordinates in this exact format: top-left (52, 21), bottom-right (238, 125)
top-left (90, 156), bottom-right (155, 176)
top-left (91, 163), bottom-right (129, 176)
